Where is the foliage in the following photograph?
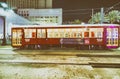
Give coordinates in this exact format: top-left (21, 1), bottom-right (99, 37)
top-left (88, 12), bottom-right (101, 24)
top-left (72, 19), bottom-right (81, 24)
top-left (105, 10), bottom-right (120, 23)
top-left (88, 10), bottom-right (120, 24)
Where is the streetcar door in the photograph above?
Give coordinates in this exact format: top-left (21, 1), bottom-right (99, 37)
top-left (12, 29), bottom-right (22, 46)
top-left (106, 28), bottom-right (118, 48)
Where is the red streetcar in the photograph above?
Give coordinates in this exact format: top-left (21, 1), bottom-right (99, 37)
top-left (11, 24), bottom-right (120, 49)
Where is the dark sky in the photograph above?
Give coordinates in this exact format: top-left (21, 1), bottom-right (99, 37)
top-left (53, 0), bottom-right (120, 22)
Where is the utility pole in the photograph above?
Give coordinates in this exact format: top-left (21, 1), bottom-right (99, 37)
top-left (45, 0), bottom-right (46, 8)
top-left (100, 7), bottom-right (104, 24)
top-left (92, 9), bottom-right (94, 24)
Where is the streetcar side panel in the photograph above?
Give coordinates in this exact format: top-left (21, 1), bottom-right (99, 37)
top-left (11, 24), bottom-right (120, 49)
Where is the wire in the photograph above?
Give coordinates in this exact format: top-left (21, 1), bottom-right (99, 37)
top-left (105, 1), bottom-right (120, 13)
top-left (112, 1), bottom-right (120, 8)
top-left (63, 8), bottom-right (100, 12)
top-left (63, 12), bottom-right (91, 15)
top-left (62, 1), bottom-right (120, 22)
top-left (63, 1), bottom-right (120, 14)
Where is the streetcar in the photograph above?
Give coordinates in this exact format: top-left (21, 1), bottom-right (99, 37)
top-left (11, 24), bottom-right (120, 49)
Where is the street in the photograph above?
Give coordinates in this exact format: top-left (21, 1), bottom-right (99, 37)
top-left (0, 46), bottom-right (120, 79)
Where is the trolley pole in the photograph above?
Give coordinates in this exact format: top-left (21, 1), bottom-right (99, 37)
top-left (100, 7), bottom-right (104, 24)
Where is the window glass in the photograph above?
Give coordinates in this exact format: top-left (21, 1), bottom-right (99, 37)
top-left (37, 29), bottom-right (46, 38)
top-left (12, 29), bottom-right (22, 45)
top-left (44, 28), bottom-right (104, 38)
top-left (91, 32), bottom-right (95, 38)
top-left (24, 29), bottom-right (36, 38)
top-left (84, 32), bottom-right (89, 38)
top-left (90, 28), bottom-right (103, 38)
top-left (97, 32), bottom-right (102, 38)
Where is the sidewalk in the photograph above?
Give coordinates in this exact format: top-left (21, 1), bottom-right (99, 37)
top-left (0, 45), bottom-right (12, 48)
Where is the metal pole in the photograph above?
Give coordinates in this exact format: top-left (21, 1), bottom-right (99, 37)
top-left (100, 7), bottom-right (104, 24)
top-left (92, 9), bottom-right (94, 24)
top-left (45, 0), bottom-right (46, 8)
top-left (1, 16), bottom-right (6, 45)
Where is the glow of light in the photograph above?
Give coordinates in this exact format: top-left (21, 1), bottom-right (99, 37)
top-left (81, 22), bottom-right (85, 25)
top-left (109, 25), bottom-right (115, 28)
top-left (107, 46), bottom-right (118, 49)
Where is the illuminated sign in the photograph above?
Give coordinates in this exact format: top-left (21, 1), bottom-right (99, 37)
top-left (60, 38), bottom-right (84, 44)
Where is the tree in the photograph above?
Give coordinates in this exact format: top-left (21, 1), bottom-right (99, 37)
top-left (105, 10), bottom-right (120, 23)
top-left (88, 12), bottom-right (101, 24)
top-left (88, 10), bottom-right (120, 24)
top-left (72, 19), bottom-right (81, 24)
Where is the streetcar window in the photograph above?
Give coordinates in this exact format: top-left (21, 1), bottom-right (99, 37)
top-left (73, 33), bottom-right (76, 38)
top-left (97, 32), bottom-right (102, 38)
top-left (37, 29), bottom-right (46, 38)
top-left (91, 32), bottom-right (95, 38)
top-left (79, 32), bottom-right (82, 38)
top-left (32, 32), bottom-right (36, 38)
top-left (106, 38), bottom-right (109, 44)
top-left (111, 38), bottom-right (114, 45)
top-left (114, 32), bottom-right (118, 38)
top-left (114, 39), bottom-right (118, 44)
top-left (55, 33), bottom-right (59, 37)
top-left (84, 32), bottom-right (89, 38)
top-left (37, 29), bottom-right (42, 38)
top-left (24, 29), bottom-right (36, 38)
top-left (110, 39), bottom-right (112, 45)
top-left (12, 29), bottom-right (22, 46)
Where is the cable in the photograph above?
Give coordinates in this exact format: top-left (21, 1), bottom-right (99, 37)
top-left (105, 1), bottom-right (120, 13)
top-left (112, 1), bottom-right (120, 8)
top-left (63, 8), bottom-right (100, 12)
top-left (63, 12), bottom-right (91, 15)
top-left (63, 1), bottom-right (120, 14)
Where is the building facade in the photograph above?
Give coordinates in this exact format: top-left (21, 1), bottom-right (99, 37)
top-left (5, 0), bottom-right (63, 25)
top-left (17, 9), bottom-right (62, 25)
top-left (6, 0), bottom-right (52, 9)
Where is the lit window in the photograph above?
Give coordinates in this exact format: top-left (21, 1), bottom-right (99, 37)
top-left (24, 29), bottom-right (36, 38)
top-left (91, 32), bottom-right (95, 38)
top-left (37, 29), bottom-right (46, 38)
top-left (84, 32), bottom-right (89, 38)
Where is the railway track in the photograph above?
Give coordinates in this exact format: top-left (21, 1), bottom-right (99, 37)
top-left (0, 60), bottom-right (120, 68)
top-left (0, 53), bottom-right (120, 68)
top-left (90, 62), bottom-right (120, 68)
top-left (0, 53), bottom-right (120, 57)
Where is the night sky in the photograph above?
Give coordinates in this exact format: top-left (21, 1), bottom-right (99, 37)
top-left (53, 0), bottom-right (120, 22)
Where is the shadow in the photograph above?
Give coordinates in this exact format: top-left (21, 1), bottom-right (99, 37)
top-left (13, 47), bottom-right (116, 54)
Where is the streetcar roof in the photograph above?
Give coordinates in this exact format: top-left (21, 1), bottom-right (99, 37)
top-left (12, 24), bottom-right (120, 28)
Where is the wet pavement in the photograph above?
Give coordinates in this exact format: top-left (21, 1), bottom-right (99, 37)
top-left (0, 46), bottom-right (120, 79)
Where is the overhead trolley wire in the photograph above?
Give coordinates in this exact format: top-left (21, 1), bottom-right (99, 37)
top-left (105, 1), bottom-right (120, 13)
top-left (63, 12), bottom-right (91, 15)
top-left (63, 7), bottom-right (102, 16)
top-left (63, 8), bottom-right (100, 12)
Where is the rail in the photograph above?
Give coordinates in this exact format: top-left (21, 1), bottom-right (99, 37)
top-left (0, 60), bottom-right (120, 68)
